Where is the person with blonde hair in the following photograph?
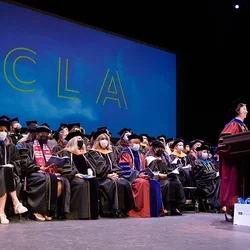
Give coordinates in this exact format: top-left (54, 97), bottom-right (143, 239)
top-left (56, 131), bottom-right (99, 219)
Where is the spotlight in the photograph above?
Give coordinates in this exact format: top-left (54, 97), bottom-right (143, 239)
top-left (235, 4), bottom-right (239, 9)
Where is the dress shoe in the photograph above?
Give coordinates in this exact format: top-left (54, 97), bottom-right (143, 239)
top-left (0, 214), bottom-right (9, 224)
top-left (225, 213), bottom-right (233, 222)
top-left (14, 202), bottom-right (28, 214)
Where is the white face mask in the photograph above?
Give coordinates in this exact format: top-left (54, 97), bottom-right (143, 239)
top-left (201, 152), bottom-right (208, 160)
top-left (100, 139), bottom-right (108, 148)
top-left (0, 131), bottom-right (7, 141)
top-left (177, 145), bottom-right (183, 152)
top-left (131, 143), bottom-right (140, 151)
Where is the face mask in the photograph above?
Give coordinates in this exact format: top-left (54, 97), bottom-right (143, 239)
top-left (14, 128), bottom-right (21, 134)
top-left (131, 143), bottom-right (140, 151)
top-left (123, 136), bottom-right (129, 142)
top-left (38, 135), bottom-right (48, 144)
top-left (177, 145), bottom-right (183, 152)
top-left (0, 131), bottom-right (7, 141)
top-left (156, 149), bottom-right (164, 157)
top-left (100, 139), bottom-right (108, 148)
top-left (77, 140), bottom-right (84, 148)
top-left (201, 152), bottom-right (208, 160)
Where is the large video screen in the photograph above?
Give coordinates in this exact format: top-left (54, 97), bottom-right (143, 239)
top-left (0, 1), bottom-right (176, 137)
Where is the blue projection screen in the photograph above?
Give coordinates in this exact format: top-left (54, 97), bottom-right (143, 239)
top-left (0, 1), bottom-right (176, 137)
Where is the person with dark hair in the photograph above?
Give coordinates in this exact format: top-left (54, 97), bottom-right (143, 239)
top-left (217, 101), bottom-right (248, 222)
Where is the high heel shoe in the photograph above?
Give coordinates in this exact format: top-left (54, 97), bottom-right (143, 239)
top-left (44, 215), bottom-right (52, 221)
top-left (225, 213), bottom-right (233, 222)
top-left (14, 202), bottom-right (28, 214)
top-left (33, 213), bottom-right (45, 221)
top-left (0, 214), bottom-right (9, 224)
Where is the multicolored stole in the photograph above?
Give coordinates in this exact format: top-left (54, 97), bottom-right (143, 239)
top-left (33, 140), bottom-right (52, 167)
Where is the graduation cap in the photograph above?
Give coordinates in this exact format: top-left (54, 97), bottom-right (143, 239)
top-left (53, 123), bottom-right (69, 141)
top-left (196, 145), bottom-right (210, 152)
top-left (127, 134), bottom-right (143, 142)
top-left (68, 122), bottom-right (80, 131)
top-left (9, 117), bottom-right (19, 124)
top-left (65, 131), bottom-right (84, 141)
top-left (165, 137), bottom-right (174, 143)
top-left (157, 135), bottom-right (167, 141)
top-left (148, 136), bottom-right (156, 143)
top-left (117, 128), bottom-right (133, 136)
top-left (141, 133), bottom-right (149, 138)
top-left (26, 120), bottom-right (38, 126)
top-left (97, 126), bottom-right (111, 135)
top-left (41, 123), bottom-right (50, 128)
top-left (0, 115), bottom-right (10, 121)
top-left (93, 128), bottom-right (109, 140)
top-left (0, 118), bottom-right (10, 130)
top-left (36, 125), bottom-right (51, 133)
top-left (172, 138), bottom-right (184, 148)
top-left (150, 140), bottom-right (165, 149)
top-left (190, 139), bottom-right (204, 148)
top-left (60, 123), bottom-right (68, 129)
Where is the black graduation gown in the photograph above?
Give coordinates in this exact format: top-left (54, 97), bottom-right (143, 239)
top-left (0, 143), bottom-right (22, 197)
top-left (18, 142), bottom-right (70, 216)
top-left (52, 145), bottom-right (99, 219)
top-left (87, 150), bottom-right (136, 217)
top-left (147, 158), bottom-right (186, 208)
top-left (193, 159), bottom-right (221, 208)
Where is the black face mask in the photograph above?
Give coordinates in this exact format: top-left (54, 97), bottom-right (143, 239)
top-left (77, 140), bottom-right (84, 148)
top-left (14, 128), bottom-right (21, 134)
top-left (38, 135), bottom-right (48, 145)
top-left (155, 149), bottom-right (164, 157)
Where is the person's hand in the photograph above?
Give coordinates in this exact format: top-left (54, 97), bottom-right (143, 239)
top-left (216, 172), bottom-right (220, 177)
top-left (40, 163), bottom-right (55, 172)
top-left (75, 173), bottom-right (84, 178)
top-left (159, 173), bottom-right (167, 179)
top-left (107, 173), bottom-right (119, 180)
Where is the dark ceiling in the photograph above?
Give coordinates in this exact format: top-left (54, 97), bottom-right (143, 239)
top-left (4, 0), bottom-right (250, 143)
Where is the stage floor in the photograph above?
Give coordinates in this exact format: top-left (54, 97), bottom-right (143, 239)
top-left (0, 212), bottom-right (249, 250)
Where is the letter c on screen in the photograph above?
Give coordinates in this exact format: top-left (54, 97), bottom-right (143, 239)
top-left (3, 47), bottom-right (36, 92)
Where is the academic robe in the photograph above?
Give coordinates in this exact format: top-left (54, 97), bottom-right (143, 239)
top-left (86, 150), bottom-right (136, 217)
top-left (119, 148), bottom-right (163, 218)
top-left (0, 143), bottom-right (22, 198)
top-left (217, 118), bottom-right (248, 207)
top-left (52, 145), bottom-right (99, 219)
top-left (169, 151), bottom-right (193, 187)
top-left (146, 156), bottom-right (186, 210)
top-left (193, 159), bottom-right (220, 208)
top-left (19, 142), bottom-right (70, 216)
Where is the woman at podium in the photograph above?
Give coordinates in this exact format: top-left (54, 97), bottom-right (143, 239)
top-left (217, 102), bottom-right (248, 222)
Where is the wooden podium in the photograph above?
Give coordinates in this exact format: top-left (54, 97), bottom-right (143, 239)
top-left (222, 131), bottom-right (250, 199)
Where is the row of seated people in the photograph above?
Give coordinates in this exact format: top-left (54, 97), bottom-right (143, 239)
top-left (0, 118), bottom-right (221, 224)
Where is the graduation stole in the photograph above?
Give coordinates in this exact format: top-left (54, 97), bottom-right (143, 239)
top-left (33, 140), bottom-right (52, 167)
